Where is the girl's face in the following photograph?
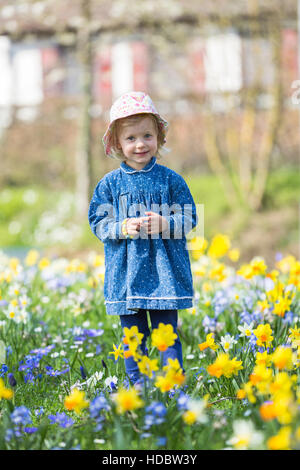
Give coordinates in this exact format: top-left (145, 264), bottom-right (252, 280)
top-left (116, 116), bottom-right (158, 170)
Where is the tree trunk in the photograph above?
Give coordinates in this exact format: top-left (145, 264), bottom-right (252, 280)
top-left (75, 0), bottom-right (93, 219)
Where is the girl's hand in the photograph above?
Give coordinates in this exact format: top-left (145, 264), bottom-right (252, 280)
top-left (140, 211), bottom-right (169, 235)
top-left (125, 217), bottom-right (142, 236)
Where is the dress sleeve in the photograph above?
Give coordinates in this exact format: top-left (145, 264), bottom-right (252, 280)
top-left (88, 178), bottom-right (123, 243)
top-left (163, 174), bottom-right (198, 239)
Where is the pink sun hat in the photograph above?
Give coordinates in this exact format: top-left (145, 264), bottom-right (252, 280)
top-left (102, 91), bottom-right (168, 158)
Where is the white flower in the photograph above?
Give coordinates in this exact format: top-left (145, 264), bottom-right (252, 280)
top-left (185, 398), bottom-right (208, 424)
top-left (186, 354), bottom-right (195, 360)
top-left (94, 438), bottom-right (105, 445)
top-left (104, 375), bottom-right (118, 389)
top-left (19, 295), bottom-right (30, 308)
top-left (85, 370), bottom-right (104, 388)
top-left (4, 305), bottom-right (29, 324)
top-left (226, 419), bottom-right (264, 450)
top-left (220, 334), bottom-right (237, 352)
top-left (238, 322), bottom-right (254, 338)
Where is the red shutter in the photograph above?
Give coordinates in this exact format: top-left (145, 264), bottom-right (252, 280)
top-left (41, 47), bottom-right (61, 97)
top-left (281, 29), bottom-right (298, 94)
top-left (132, 41), bottom-right (148, 92)
top-left (95, 45), bottom-right (112, 109)
top-left (188, 39), bottom-right (206, 94)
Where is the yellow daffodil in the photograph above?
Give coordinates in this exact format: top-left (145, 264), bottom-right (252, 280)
top-left (276, 255), bottom-right (296, 273)
top-left (272, 292), bottom-right (293, 318)
top-left (155, 358), bottom-right (185, 392)
top-left (137, 355), bottom-right (159, 378)
top-left (260, 401), bottom-right (277, 421)
top-left (198, 333), bottom-right (218, 352)
top-left (256, 299), bottom-right (270, 312)
top-left (250, 258), bottom-right (267, 276)
top-left (38, 257), bottom-right (50, 270)
top-left (255, 351), bottom-right (272, 367)
top-left (253, 323), bottom-right (273, 348)
top-left (249, 364), bottom-right (272, 394)
top-left (288, 260), bottom-right (300, 287)
top-left (208, 234), bottom-right (231, 259)
top-left (154, 374), bottom-right (175, 393)
top-left (162, 358), bottom-right (185, 386)
top-left (189, 237), bottom-right (208, 260)
top-left (64, 388), bottom-right (89, 414)
top-left (271, 346), bottom-right (293, 370)
top-left (25, 249), bottom-right (39, 266)
top-left (237, 258), bottom-right (267, 279)
top-left (109, 343), bottom-right (124, 361)
top-left (267, 426), bottom-right (291, 450)
top-left (227, 248), bottom-right (240, 262)
top-left (151, 323), bottom-right (177, 352)
top-left (0, 378), bottom-right (14, 400)
top-left (236, 389), bottom-right (247, 400)
top-left (122, 326), bottom-right (144, 360)
top-left (123, 326), bottom-right (144, 349)
top-left (92, 254), bottom-right (104, 267)
top-left (207, 353), bottom-right (243, 379)
top-left (113, 387), bottom-right (144, 414)
top-left (208, 262), bottom-right (226, 282)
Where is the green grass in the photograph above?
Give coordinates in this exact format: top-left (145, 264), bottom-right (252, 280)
top-left (0, 166), bottom-right (299, 256)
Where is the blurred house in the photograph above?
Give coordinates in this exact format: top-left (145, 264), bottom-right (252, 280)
top-left (0, 28), bottom-right (298, 110)
top-left (0, 0), bottom-right (298, 181)
top-left (0, 1), bottom-right (298, 112)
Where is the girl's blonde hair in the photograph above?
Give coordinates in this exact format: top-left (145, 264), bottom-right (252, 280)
top-left (108, 113), bottom-right (166, 161)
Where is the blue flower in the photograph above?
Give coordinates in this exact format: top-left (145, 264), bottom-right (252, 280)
top-left (90, 394), bottom-right (110, 419)
top-left (176, 391), bottom-right (189, 410)
top-left (202, 315), bottom-right (217, 333)
top-left (45, 366), bottom-right (70, 377)
top-left (30, 345), bottom-right (55, 356)
top-left (10, 406), bottom-right (32, 426)
top-left (0, 364), bottom-right (8, 377)
top-left (8, 373), bottom-right (17, 387)
top-left (19, 354), bottom-right (41, 372)
top-left (211, 290), bottom-right (230, 316)
top-left (156, 437), bottom-right (167, 447)
top-left (24, 426), bottom-right (38, 434)
top-left (48, 412), bottom-right (74, 428)
top-left (24, 371), bottom-right (35, 384)
top-left (35, 407), bottom-right (44, 417)
top-left (282, 311), bottom-right (295, 325)
top-left (144, 401), bottom-right (167, 429)
top-left (80, 365), bottom-right (87, 380)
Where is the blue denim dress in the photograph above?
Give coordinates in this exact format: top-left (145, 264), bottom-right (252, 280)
top-left (88, 157), bottom-right (198, 315)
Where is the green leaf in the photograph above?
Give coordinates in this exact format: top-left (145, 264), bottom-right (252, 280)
top-left (0, 340), bottom-right (5, 364)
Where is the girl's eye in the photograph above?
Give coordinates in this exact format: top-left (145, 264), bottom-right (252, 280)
top-left (127, 136), bottom-right (135, 141)
top-left (145, 133), bottom-right (152, 138)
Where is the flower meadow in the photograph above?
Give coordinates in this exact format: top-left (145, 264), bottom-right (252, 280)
top-left (0, 235), bottom-right (300, 451)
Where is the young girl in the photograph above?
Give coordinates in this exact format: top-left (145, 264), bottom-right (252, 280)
top-left (88, 91), bottom-right (197, 385)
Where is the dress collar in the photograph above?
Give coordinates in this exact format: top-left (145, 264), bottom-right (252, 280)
top-left (120, 156), bottom-right (157, 174)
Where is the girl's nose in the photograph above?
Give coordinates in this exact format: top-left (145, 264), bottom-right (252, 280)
top-left (136, 138), bottom-right (146, 147)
